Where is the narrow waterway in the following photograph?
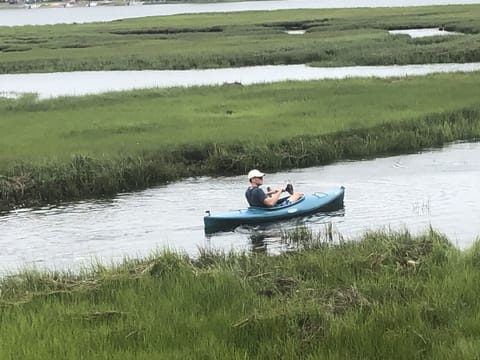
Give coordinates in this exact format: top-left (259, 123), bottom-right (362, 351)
top-left (2, 63), bottom-right (480, 99)
top-left (1, 141), bottom-right (479, 274)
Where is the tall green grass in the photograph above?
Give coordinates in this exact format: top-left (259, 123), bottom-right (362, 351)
top-left (2, 73), bottom-right (480, 164)
top-left (1, 229), bottom-right (480, 359)
top-left (1, 73), bottom-right (480, 210)
top-left (2, 5), bottom-right (480, 209)
top-left (1, 5), bottom-right (480, 73)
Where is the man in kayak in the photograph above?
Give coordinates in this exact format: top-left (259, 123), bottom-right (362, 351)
top-left (245, 169), bottom-right (303, 207)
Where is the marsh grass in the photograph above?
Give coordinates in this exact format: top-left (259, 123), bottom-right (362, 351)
top-left (1, 73), bottom-right (480, 210)
top-left (1, 229), bottom-right (480, 358)
top-left (1, 5), bottom-right (480, 73)
top-left (2, 6), bottom-right (480, 209)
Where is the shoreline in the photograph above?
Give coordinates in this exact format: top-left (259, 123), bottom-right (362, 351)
top-left (0, 0), bottom-right (254, 11)
top-left (1, 104), bottom-right (479, 212)
top-left (3, 1), bottom-right (480, 26)
top-left (0, 0), bottom-right (130, 10)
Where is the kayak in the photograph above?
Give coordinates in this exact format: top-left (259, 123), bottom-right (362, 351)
top-left (204, 186), bottom-right (345, 234)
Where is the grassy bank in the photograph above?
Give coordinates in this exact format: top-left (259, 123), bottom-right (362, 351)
top-left (1, 228), bottom-right (480, 359)
top-left (1, 5), bottom-right (480, 73)
top-left (1, 72), bottom-right (480, 210)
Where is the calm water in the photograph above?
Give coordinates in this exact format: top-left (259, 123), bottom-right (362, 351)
top-left (1, 141), bottom-right (479, 273)
top-left (2, 63), bottom-right (480, 99)
top-left (2, 0), bottom-right (479, 274)
top-left (389, 28), bottom-right (463, 37)
top-left (2, 0), bottom-right (480, 26)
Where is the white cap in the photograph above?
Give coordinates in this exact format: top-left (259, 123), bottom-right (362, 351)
top-left (248, 169), bottom-right (265, 180)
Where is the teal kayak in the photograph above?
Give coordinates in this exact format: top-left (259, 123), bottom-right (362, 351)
top-left (204, 186), bottom-right (345, 233)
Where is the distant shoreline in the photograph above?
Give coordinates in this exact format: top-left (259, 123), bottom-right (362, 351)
top-left (0, 1), bottom-right (136, 10)
top-left (0, 0), bottom-right (248, 11)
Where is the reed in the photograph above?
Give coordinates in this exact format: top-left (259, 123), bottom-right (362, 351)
top-left (1, 5), bottom-right (480, 73)
top-left (1, 73), bottom-right (480, 210)
top-left (1, 105), bottom-right (479, 211)
top-left (1, 229), bottom-right (479, 359)
top-left (2, 5), bottom-right (480, 209)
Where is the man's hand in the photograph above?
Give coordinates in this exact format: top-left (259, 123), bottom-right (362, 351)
top-left (263, 187), bottom-right (284, 207)
top-left (266, 187), bottom-right (283, 195)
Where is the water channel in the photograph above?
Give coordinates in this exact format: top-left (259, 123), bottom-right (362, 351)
top-left (2, 0), bottom-right (479, 275)
top-left (1, 141), bottom-right (479, 274)
top-left (2, 0), bottom-right (480, 27)
top-left (2, 63), bottom-right (480, 99)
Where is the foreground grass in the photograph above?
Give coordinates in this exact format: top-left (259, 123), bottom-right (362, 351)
top-left (1, 228), bottom-right (480, 359)
top-left (1, 72), bottom-right (480, 210)
top-left (1, 5), bottom-right (480, 73)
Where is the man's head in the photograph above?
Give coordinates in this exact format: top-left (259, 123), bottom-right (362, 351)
top-left (248, 169), bottom-right (265, 184)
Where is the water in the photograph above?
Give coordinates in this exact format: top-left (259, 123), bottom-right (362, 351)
top-left (2, 63), bottom-right (480, 99)
top-left (2, 0), bottom-right (478, 274)
top-left (1, 141), bottom-right (479, 274)
top-left (2, 0), bottom-right (480, 26)
top-left (388, 28), bottom-right (464, 37)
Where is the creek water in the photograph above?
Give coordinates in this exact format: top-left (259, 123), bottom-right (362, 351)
top-left (388, 28), bottom-right (463, 37)
top-left (2, 0), bottom-right (480, 26)
top-left (2, 63), bottom-right (480, 99)
top-left (2, 0), bottom-right (480, 273)
top-left (1, 141), bottom-right (479, 274)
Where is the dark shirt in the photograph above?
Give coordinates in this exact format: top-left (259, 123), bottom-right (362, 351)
top-left (245, 187), bottom-right (267, 207)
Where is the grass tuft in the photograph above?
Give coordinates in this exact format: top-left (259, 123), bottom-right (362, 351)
top-left (1, 229), bottom-right (479, 358)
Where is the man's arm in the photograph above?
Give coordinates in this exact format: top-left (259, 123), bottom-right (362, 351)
top-left (263, 188), bottom-right (283, 207)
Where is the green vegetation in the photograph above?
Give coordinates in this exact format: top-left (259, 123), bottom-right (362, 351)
top-left (1, 4), bottom-right (480, 210)
top-left (2, 6), bottom-right (480, 357)
top-left (3, 72), bottom-right (480, 164)
top-left (1, 228), bottom-right (480, 359)
top-left (1, 5), bottom-right (480, 73)
top-left (1, 5), bottom-right (480, 210)
top-left (1, 72), bottom-right (480, 210)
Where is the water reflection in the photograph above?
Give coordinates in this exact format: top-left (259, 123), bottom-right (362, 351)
top-left (243, 208), bottom-right (346, 254)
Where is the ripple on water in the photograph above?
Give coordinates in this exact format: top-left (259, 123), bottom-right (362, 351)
top-left (1, 142), bottom-right (480, 273)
